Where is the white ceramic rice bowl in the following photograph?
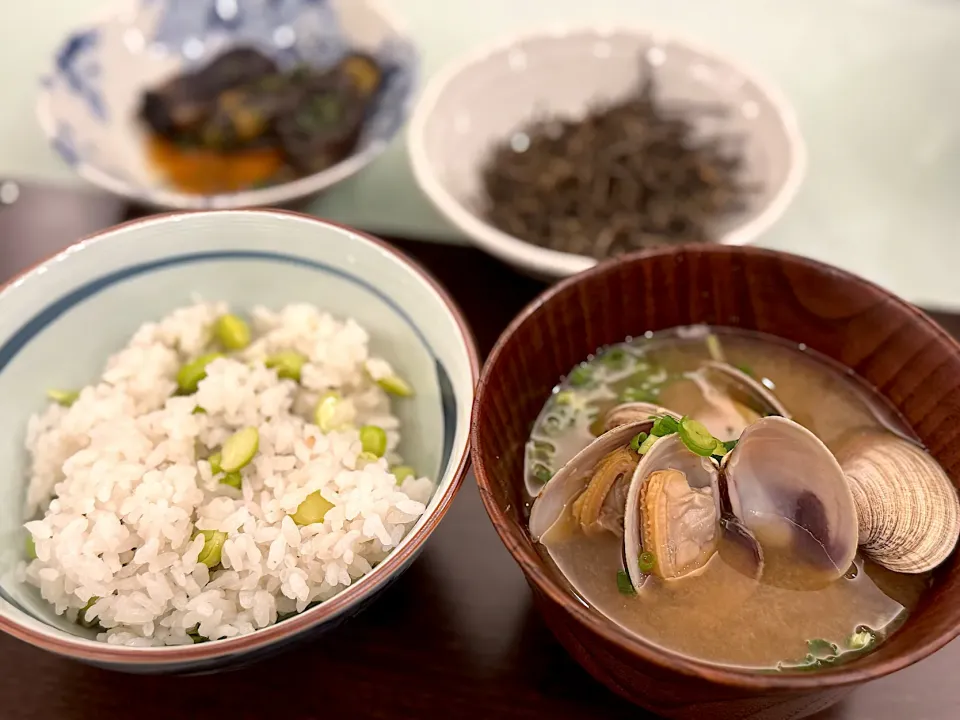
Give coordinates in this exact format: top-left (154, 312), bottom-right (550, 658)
top-left (0, 210), bottom-right (478, 672)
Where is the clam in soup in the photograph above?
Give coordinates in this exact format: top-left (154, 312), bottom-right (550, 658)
top-left (525, 327), bottom-right (960, 671)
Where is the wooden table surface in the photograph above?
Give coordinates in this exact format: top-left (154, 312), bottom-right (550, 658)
top-left (1, 182), bottom-right (959, 719)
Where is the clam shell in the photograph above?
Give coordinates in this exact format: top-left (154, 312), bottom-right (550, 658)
top-left (529, 420), bottom-right (652, 541)
top-left (839, 432), bottom-right (960, 574)
top-left (717, 515), bottom-right (765, 581)
top-left (700, 361), bottom-right (791, 420)
top-left (723, 416), bottom-right (858, 580)
top-left (623, 434), bottom-right (719, 589)
top-left (603, 402), bottom-right (680, 433)
top-left (655, 361), bottom-right (791, 442)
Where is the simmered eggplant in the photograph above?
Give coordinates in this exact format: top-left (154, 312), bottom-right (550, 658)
top-left (275, 76), bottom-right (368, 174)
top-left (140, 48), bottom-right (279, 139)
top-left (139, 47), bottom-right (383, 193)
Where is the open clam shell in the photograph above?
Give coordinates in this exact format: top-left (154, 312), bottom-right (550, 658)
top-left (529, 420), bottom-right (652, 541)
top-left (700, 361), bottom-right (790, 418)
top-left (722, 416), bottom-right (858, 580)
top-left (623, 434), bottom-right (721, 589)
top-left (654, 361), bottom-right (791, 442)
top-left (717, 514), bottom-right (766, 582)
top-left (839, 432), bottom-right (960, 574)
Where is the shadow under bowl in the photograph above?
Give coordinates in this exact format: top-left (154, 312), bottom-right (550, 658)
top-left (470, 244), bottom-right (960, 719)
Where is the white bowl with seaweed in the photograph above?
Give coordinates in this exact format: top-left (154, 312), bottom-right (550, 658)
top-left (409, 26), bottom-right (805, 279)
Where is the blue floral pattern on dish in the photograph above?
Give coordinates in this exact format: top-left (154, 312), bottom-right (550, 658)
top-left (50, 123), bottom-right (79, 167)
top-left (362, 35), bottom-right (418, 149)
top-left (150, 0), bottom-right (347, 69)
top-left (142, 0), bottom-right (414, 150)
top-left (37, 0), bottom-right (419, 208)
top-left (53, 29), bottom-right (107, 122)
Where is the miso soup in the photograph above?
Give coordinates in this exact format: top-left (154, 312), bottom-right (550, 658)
top-left (525, 326), bottom-right (957, 671)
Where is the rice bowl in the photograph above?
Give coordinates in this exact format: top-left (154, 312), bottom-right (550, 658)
top-left (0, 209), bottom-right (478, 671)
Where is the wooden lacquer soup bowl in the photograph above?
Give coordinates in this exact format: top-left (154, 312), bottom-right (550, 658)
top-left (470, 245), bottom-right (960, 720)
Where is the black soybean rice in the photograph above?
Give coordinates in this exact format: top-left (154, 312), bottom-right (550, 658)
top-left (480, 59), bottom-right (761, 260)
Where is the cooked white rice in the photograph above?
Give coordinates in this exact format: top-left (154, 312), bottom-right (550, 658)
top-left (20, 301), bottom-right (433, 647)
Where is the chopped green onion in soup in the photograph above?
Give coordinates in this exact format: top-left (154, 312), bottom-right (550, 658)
top-left (636, 435), bottom-right (657, 455)
top-left (532, 464), bottom-right (553, 483)
top-left (651, 416), bottom-right (679, 437)
top-left (568, 365), bottom-right (592, 387)
top-left (677, 417), bottom-right (718, 457)
top-left (600, 347), bottom-right (628, 368)
top-left (638, 551), bottom-right (656, 574)
top-left (705, 334), bottom-right (725, 362)
top-left (619, 387), bottom-right (658, 403)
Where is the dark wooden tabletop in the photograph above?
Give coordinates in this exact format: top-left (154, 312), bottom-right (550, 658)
top-left (1, 181), bottom-right (959, 719)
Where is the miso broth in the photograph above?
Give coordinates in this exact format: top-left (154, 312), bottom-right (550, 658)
top-left (525, 326), bottom-right (944, 671)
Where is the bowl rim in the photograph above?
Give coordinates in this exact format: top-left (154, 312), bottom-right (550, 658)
top-left (408, 24), bottom-right (808, 279)
top-left (470, 242), bottom-right (960, 691)
top-left (35, 0), bottom-right (418, 211)
top-left (0, 208), bottom-right (481, 664)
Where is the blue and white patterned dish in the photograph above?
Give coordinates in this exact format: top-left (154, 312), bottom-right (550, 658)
top-left (37, 0), bottom-right (418, 209)
top-left (0, 210), bottom-right (478, 672)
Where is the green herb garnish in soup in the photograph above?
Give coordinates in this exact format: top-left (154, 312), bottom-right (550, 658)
top-left (638, 551), bottom-right (656, 574)
top-left (636, 435), bottom-right (657, 455)
top-left (555, 390), bottom-right (575, 405)
top-left (651, 415), bottom-right (679, 437)
top-left (677, 417), bottom-right (720, 457)
top-left (619, 387), bottom-right (658, 404)
top-left (523, 326), bottom-right (956, 671)
top-left (568, 365), bottom-right (592, 387)
top-left (601, 347), bottom-right (628, 369)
